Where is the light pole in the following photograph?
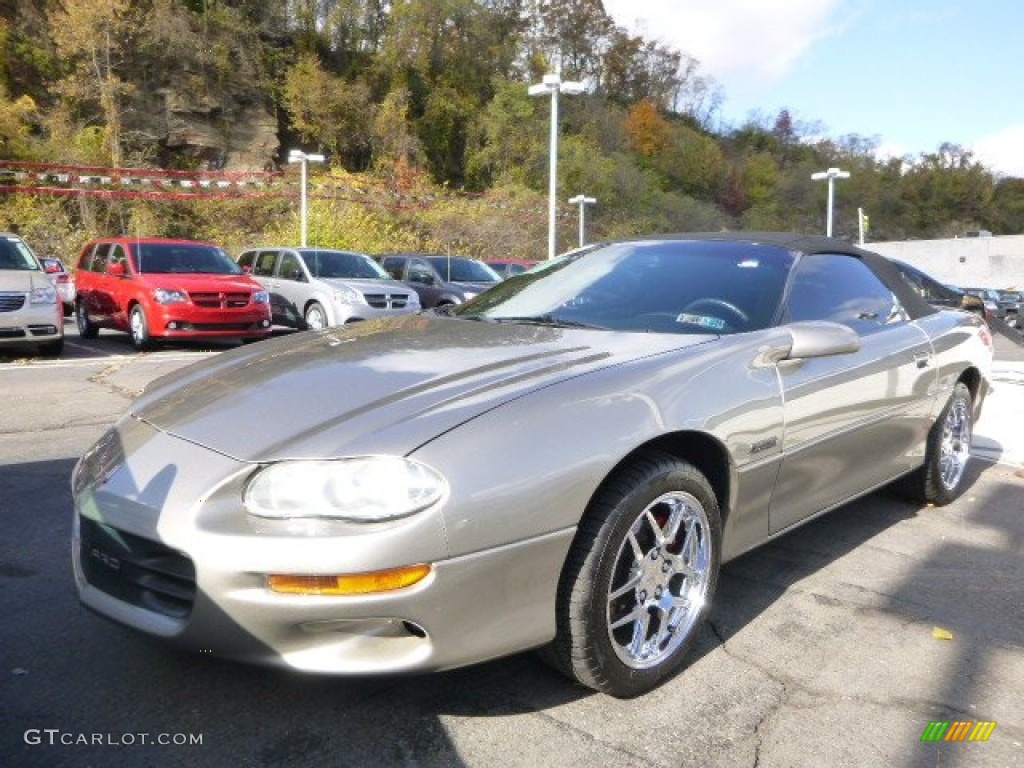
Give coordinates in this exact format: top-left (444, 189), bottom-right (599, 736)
top-left (568, 194), bottom-right (596, 247)
top-left (529, 66), bottom-right (584, 260)
top-left (810, 166), bottom-right (850, 237)
top-left (288, 149), bottom-right (325, 246)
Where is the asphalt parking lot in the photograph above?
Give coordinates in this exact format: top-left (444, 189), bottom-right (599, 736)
top-left (1, 322), bottom-right (1022, 768)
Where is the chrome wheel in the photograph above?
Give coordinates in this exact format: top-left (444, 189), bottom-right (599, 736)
top-left (129, 306), bottom-right (151, 350)
top-left (305, 302), bottom-right (327, 330)
top-left (547, 452), bottom-right (721, 697)
top-left (939, 395), bottom-right (971, 491)
top-left (607, 491), bottom-right (712, 669)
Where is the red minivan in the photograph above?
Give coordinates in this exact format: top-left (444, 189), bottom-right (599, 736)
top-left (74, 237), bottom-right (272, 349)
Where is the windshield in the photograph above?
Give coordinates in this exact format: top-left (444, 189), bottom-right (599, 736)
top-left (301, 250), bottom-right (390, 280)
top-left (132, 243), bottom-right (241, 274)
top-left (454, 240), bottom-right (796, 334)
top-left (0, 236), bottom-right (41, 271)
top-left (425, 256), bottom-right (501, 283)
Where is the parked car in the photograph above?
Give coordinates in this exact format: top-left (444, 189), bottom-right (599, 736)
top-left (237, 247), bottom-right (420, 329)
top-left (0, 232), bottom-right (63, 356)
top-left (889, 260), bottom-right (991, 323)
top-left (378, 253), bottom-right (501, 307)
top-left (994, 289), bottom-right (1021, 328)
top-left (74, 237), bottom-right (271, 350)
top-left (39, 257), bottom-right (75, 316)
top-left (73, 233), bottom-right (993, 698)
top-left (486, 258), bottom-right (538, 279)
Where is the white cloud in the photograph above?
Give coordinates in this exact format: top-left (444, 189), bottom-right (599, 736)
top-left (971, 125), bottom-right (1024, 179)
top-left (603, 0), bottom-right (845, 85)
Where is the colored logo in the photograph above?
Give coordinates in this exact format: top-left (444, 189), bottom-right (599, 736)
top-left (920, 721), bottom-right (996, 742)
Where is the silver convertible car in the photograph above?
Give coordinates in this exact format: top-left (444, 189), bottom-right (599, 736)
top-left (72, 233), bottom-right (993, 698)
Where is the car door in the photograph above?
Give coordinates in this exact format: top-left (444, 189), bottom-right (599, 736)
top-left (274, 251), bottom-right (311, 326)
top-left (249, 250), bottom-right (284, 325)
top-left (769, 253), bottom-right (936, 533)
top-left (406, 258), bottom-right (443, 307)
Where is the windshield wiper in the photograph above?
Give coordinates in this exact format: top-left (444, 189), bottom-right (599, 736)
top-left (487, 314), bottom-right (606, 330)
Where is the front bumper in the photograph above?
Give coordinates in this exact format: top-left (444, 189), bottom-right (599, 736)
top-left (0, 296), bottom-right (62, 347)
top-left (72, 418), bottom-right (570, 674)
top-left (148, 302), bottom-right (272, 339)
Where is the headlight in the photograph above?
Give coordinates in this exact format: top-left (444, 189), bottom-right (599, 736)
top-left (29, 285), bottom-right (57, 305)
top-left (153, 288), bottom-right (188, 304)
top-left (252, 290), bottom-right (269, 304)
top-left (332, 286), bottom-right (362, 304)
top-left (244, 457), bottom-right (446, 522)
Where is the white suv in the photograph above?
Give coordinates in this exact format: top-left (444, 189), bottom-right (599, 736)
top-left (237, 247), bottom-right (420, 329)
top-left (0, 233), bottom-right (64, 356)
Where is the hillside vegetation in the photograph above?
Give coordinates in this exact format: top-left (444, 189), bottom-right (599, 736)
top-left (2, 0), bottom-right (1022, 260)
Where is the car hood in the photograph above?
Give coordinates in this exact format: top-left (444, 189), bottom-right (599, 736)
top-left (0, 269), bottom-right (48, 292)
top-left (131, 315), bottom-right (714, 462)
top-left (138, 273), bottom-right (260, 292)
top-left (319, 276), bottom-right (417, 296)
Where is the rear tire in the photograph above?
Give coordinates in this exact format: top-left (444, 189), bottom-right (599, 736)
top-left (546, 451), bottom-right (721, 698)
top-left (902, 382), bottom-right (973, 506)
top-left (76, 301), bottom-right (98, 339)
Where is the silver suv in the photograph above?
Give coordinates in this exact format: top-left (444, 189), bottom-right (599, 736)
top-left (0, 233), bottom-right (64, 356)
top-left (237, 247), bottom-right (420, 329)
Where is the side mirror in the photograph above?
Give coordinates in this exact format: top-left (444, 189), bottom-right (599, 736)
top-left (758, 321), bottom-right (861, 365)
top-left (44, 262), bottom-right (61, 274)
top-left (241, 264), bottom-right (252, 274)
top-left (107, 262), bottom-right (126, 277)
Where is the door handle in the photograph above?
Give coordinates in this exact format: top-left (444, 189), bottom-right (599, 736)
top-left (913, 352), bottom-right (931, 368)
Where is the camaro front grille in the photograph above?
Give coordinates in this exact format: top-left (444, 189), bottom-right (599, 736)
top-left (0, 292), bottom-right (26, 312)
top-left (79, 517), bottom-right (196, 620)
top-left (364, 293), bottom-right (410, 309)
top-left (188, 291), bottom-right (251, 308)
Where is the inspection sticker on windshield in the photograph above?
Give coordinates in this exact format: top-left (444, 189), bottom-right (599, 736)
top-left (676, 313), bottom-right (726, 331)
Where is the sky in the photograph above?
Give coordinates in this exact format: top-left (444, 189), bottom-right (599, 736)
top-left (602, 0), bottom-right (1024, 178)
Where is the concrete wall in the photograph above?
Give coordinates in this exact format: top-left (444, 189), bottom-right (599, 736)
top-left (867, 235), bottom-right (1024, 290)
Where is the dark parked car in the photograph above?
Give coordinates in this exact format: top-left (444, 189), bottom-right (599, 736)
top-left (379, 253), bottom-right (501, 307)
top-left (994, 289), bottom-right (1021, 328)
top-left (890, 260), bottom-right (991, 323)
top-left (74, 237), bottom-right (272, 350)
top-left (73, 233), bottom-right (993, 698)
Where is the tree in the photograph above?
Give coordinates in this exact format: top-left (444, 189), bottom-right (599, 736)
top-left (48, 0), bottom-right (138, 166)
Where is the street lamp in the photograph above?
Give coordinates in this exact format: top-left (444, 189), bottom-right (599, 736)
top-left (529, 66), bottom-right (585, 260)
top-left (288, 149), bottom-right (325, 246)
top-left (568, 194), bottom-right (596, 247)
top-left (810, 166), bottom-right (850, 237)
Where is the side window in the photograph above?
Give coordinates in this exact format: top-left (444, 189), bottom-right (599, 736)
top-left (237, 251), bottom-right (255, 270)
top-left (380, 257), bottom-right (404, 280)
top-left (83, 243), bottom-right (111, 272)
top-left (408, 259), bottom-right (435, 284)
top-left (784, 254), bottom-right (907, 335)
top-left (253, 250), bottom-right (278, 277)
top-left (278, 252), bottom-right (305, 281)
top-left (108, 244), bottom-right (128, 272)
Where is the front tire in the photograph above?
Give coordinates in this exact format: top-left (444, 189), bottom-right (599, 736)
top-left (548, 451), bottom-right (721, 698)
top-left (304, 301), bottom-right (328, 330)
top-left (129, 305), bottom-right (152, 351)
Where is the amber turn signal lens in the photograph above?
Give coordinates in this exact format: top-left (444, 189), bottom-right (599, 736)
top-left (268, 564), bottom-right (432, 595)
